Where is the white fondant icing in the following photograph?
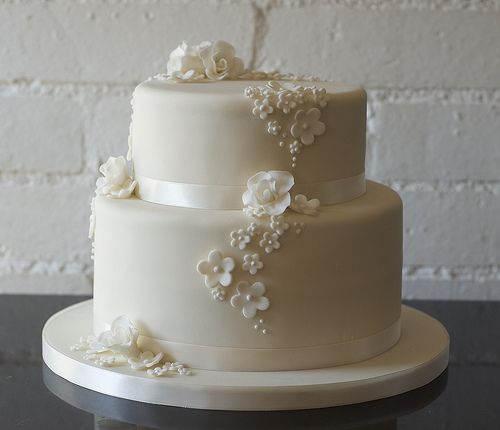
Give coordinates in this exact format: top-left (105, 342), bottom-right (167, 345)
top-left (93, 182), bottom-right (401, 364)
top-left (130, 79), bottom-right (366, 187)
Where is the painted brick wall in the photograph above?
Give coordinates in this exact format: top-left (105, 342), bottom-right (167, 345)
top-left (1, 0), bottom-right (499, 299)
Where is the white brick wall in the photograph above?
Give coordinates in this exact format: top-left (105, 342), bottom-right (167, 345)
top-left (1, 0), bottom-right (499, 299)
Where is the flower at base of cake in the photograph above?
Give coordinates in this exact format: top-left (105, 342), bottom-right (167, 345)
top-left (71, 316), bottom-right (191, 375)
top-left (196, 250), bottom-right (235, 288)
top-left (231, 281), bottom-right (270, 319)
top-left (166, 41), bottom-right (208, 81)
top-left (270, 215), bottom-right (290, 236)
top-left (96, 156), bottom-right (136, 199)
top-left (259, 231), bottom-right (280, 254)
top-left (147, 362), bottom-right (191, 377)
top-left (290, 194), bottom-right (321, 216)
top-left (242, 171), bottom-right (294, 217)
top-left (128, 350), bottom-right (164, 370)
top-left (242, 253), bottom-right (264, 275)
top-left (290, 108), bottom-right (326, 145)
top-left (199, 40), bottom-right (245, 80)
top-left (91, 315), bottom-right (140, 358)
top-left (230, 229), bottom-right (251, 250)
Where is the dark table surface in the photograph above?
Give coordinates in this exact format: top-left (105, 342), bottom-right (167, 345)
top-left (1, 295), bottom-right (499, 429)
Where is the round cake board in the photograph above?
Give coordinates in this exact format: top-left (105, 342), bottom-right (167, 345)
top-left (42, 300), bottom-right (449, 411)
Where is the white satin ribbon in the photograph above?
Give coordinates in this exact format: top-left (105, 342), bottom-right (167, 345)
top-left (135, 173), bottom-right (366, 210)
top-left (132, 317), bottom-right (401, 372)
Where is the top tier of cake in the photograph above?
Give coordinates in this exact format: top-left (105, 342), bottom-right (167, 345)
top-left (130, 79), bottom-right (366, 187)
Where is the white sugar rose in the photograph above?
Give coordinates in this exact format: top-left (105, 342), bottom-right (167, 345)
top-left (242, 171), bottom-right (294, 217)
top-left (166, 41), bottom-right (208, 80)
top-left (199, 40), bottom-right (244, 80)
top-left (91, 315), bottom-right (140, 358)
top-left (96, 156), bottom-right (136, 199)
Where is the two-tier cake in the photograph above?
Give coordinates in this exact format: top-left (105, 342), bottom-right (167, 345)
top-left (42, 40), bottom-right (449, 410)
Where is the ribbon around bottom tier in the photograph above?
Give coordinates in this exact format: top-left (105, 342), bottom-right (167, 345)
top-left (135, 172), bottom-right (366, 210)
top-left (133, 317), bottom-right (401, 372)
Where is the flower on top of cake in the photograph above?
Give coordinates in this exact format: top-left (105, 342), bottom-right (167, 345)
top-left (96, 156), bottom-right (136, 199)
top-left (166, 40), bottom-right (245, 82)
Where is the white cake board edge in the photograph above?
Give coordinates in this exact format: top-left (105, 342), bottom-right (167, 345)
top-left (42, 300), bottom-right (449, 411)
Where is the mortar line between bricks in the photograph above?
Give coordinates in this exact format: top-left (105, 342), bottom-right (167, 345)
top-left (1, 255), bottom-right (499, 280)
top-left (1, 0), bottom-right (500, 11)
top-left (256, 0), bottom-right (500, 12)
top-left (1, 81), bottom-right (500, 104)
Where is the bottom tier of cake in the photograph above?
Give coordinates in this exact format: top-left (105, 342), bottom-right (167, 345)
top-left (93, 180), bottom-right (402, 371)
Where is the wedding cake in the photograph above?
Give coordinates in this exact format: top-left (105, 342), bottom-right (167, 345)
top-left (82, 40), bottom-right (403, 375)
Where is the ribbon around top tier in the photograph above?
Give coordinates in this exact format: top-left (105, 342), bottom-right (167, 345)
top-left (135, 172), bottom-right (366, 210)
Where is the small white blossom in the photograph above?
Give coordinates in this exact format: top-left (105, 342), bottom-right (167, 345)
top-left (70, 335), bottom-right (95, 352)
top-left (290, 108), bottom-right (326, 146)
top-left (147, 362), bottom-right (191, 377)
top-left (230, 229), bottom-right (251, 250)
top-left (252, 98), bottom-right (274, 120)
top-left (211, 286), bottom-right (226, 301)
top-left (294, 221), bottom-right (306, 235)
top-left (259, 231), bottom-right (280, 254)
top-left (277, 90), bottom-right (297, 114)
top-left (128, 351), bottom-right (164, 370)
top-left (313, 87), bottom-right (328, 107)
top-left (267, 120), bottom-right (282, 136)
top-left (246, 222), bottom-right (261, 237)
top-left (289, 140), bottom-right (302, 156)
top-left (231, 281), bottom-right (270, 319)
top-left (270, 215), bottom-right (289, 236)
top-left (290, 194), bottom-right (321, 216)
top-left (196, 250), bottom-right (235, 288)
top-left (242, 253), bottom-right (264, 275)
top-left (96, 356), bottom-right (117, 367)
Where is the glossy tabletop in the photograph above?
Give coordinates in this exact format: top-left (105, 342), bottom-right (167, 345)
top-left (1, 295), bottom-right (499, 429)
